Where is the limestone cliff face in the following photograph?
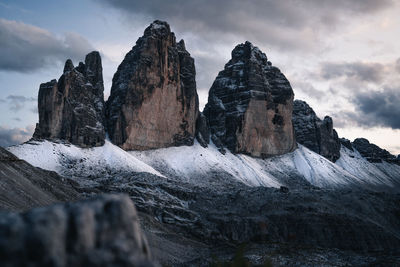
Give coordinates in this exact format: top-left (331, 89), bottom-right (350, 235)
top-left (203, 41), bottom-right (296, 157)
top-left (106, 20), bottom-right (199, 150)
top-left (292, 100), bottom-right (341, 162)
top-left (352, 138), bottom-right (398, 164)
top-left (33, 52), bottom-right (105, 147)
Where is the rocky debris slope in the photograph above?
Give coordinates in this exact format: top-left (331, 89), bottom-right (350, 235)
top-left (353, 138), bottom-right (399, 164)
top-left (82, 172), bottom-right (400, 266)
top-left (33, 52), bottom-right (105, 148)
top-left (203, 41), bottom-right (296, 157)
top-left (0, 147), bottom-right (78, 211)
top-left (106, 20), bottom-right (198, 150)
top-left (0, 194), bottom-right (156, 267)
top-left (292, 100), bottom-right (341, 162)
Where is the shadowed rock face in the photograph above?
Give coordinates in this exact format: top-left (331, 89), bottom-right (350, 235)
top-left (292, 100), bottom-right (341, 162)
top-left (0, 194), bottom-right (156, 267)
top-left (353, 138), bottom-right (398, 163)
top-left (106, 20), bottom-right (199, 150)
top-left (33, 52), bottom-right (105, 148)
top-left (203, 41), bottom-right (296, 157)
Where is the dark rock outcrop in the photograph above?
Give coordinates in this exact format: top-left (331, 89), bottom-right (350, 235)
top-left (33, 52), bottom-right (105, 148)
top-left (203, 41), bottom-right (296, 157)
top-left (0, 194), bottom-right (156, 267)
top-left (195, 112), bottom-right (210, 148)
top-left (353, 138), bottom-right (398, 163)
top-left (106, 20), bottom-right (199, 150)
top-left (0, 146), bottom-right (78, 211)
top-left (340, 138), bottom-right (354, 151)
top-left (292, 100), bottom-right (341, 162)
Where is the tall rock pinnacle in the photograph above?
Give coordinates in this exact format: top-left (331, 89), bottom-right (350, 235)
top-left (292, 100), bottom-right (341, 162)
top-left (33, 51), bottom-right (105, 147)
top-left (203, 41), bottom-right (296, 157)
top-left (106, 20), bottom-right (199, 150)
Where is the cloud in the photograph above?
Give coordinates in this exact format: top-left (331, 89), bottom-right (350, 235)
top-left (291, 80), bottom-right (326, 100)
top-left (334, 87), bottom-right (400, 129)
top-left (320, 62), bottom-right (385, 83)
top-left (0, 125), bottom-right (34, 147)
top-left (0, 18), bottom-right (94, 72)
top-left (6, 95), bottom-right (36, 112)
top-left (396, 58), bottom-right (400, 73)
top-left (99, 0), bottom-right (393, 51)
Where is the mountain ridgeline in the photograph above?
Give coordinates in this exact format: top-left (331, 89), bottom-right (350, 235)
top-left (32, 20), bottom-right (399, 163)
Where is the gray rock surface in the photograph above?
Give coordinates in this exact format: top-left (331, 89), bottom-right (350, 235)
top-left (353, 138), bottom-right (399, 164)
top-left (0, 147), bottom-right (78, 211)
top-left (106, 20), bottom-right (199, 150)
top-left (87, 172), bottom-right (400, 266)
top-left (195, 112), bottom-right (210, 148)
top-left (0, 194), bottom-right (156, 267)
top-left (292, 100), bottom-right (341, 162)
top-left (33, 51), bottom-right (105, 148)
top-left (204, 41), bottom-right (296, 157)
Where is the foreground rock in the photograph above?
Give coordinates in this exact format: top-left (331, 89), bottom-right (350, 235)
top-left (0, 194), bottom-right (156, 267)
top-left (33, 51), bottom-right (105, 148)
top-left (0, 147), bottom-right (78, 211)
top-left (353, 138), bottom-right (399, 164)
top-left (106, 20), bottom-right (199, 150)
top-left (204, 41), bottom-right (296, 157)
top-left (292, 100), bottom-right (341, 162)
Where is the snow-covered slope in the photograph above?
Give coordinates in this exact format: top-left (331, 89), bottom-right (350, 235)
top-left (7, 140), bottom-right (399, 190)
top-left (8, 140), bottom-right (163, 179)
top-left (337, 146), bottom-right (400, 188)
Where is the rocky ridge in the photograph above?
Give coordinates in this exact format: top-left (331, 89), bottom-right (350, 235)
top-left (0, 194), bottom-right (156, 267)
top-left (106, 20), bottom-right (199, 150)
top-left (292, 100), bottom-right (341, 162)
top-left (33, 52), bottom-right (105, 148)
top-left (203, 41), bottom-right (296, 157)
top-left (353, 138), bottom-right (399, 164)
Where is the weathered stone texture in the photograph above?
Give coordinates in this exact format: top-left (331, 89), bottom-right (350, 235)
top-left (0, 195), bottom-right (156, 267)
top-left (33, 51), bottom-right (105, 147)
top-left (106, 21), bottom-right (199, 150)
top-left (203, 41), bottom-right (296, 157)
top-left (292, 100), bottom-right (341, 162)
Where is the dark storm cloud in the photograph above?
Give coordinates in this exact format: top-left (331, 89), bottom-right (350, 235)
top-left (320, 62), bottom-right (385, 83)
top-left (334, 87), bottom-right (400, 129)
top-left (0, 125), bottom-right (34, 147)
top-left (99, 0), bottom-right (393, 51)
top-left (6, 95), bottom-right (36, 112)
top-left (0, 19), bottom-right (94, 72)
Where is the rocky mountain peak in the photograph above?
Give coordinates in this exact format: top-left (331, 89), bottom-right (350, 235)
top-left (292, 100), bottom-right (341, 162)
top-left (144, 20), bottom-right (172, 37)
top-left (63, 59), bottom-right (74, 73)
top-left (352, 138), bottom-right (397, 163)
top-left (33, 51), bottom-right (105, 147)
top-left (106, 21), bottom-right (198, 150)
top-left (203, 41), bottom-right (296, 157)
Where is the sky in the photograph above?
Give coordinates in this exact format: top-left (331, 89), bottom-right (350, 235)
top-left (0, 0), bottom-right (399, 155)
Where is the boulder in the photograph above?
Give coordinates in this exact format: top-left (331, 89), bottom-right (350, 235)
top-left (292, 100), bottom-right (341, 162)
top-left (33, 52), bottom-right (105, 148)
top-left (106, 20), bottom-right (199, 150)
top-left (203, 41), bottom-right (296, 157)
top-left (0, 194), bottom-right (156, 267)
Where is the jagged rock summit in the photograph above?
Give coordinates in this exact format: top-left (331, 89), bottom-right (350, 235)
top-left (203, 41), bottom-right (296, 157)
top-left (106, 20), bottom-right (199, 150)
top-left (353, 138), bottom-right (399, 164)
top-left (33, 51), bottom-right (105, 148)
top-left (292, 100), bottom-right (341, 162)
